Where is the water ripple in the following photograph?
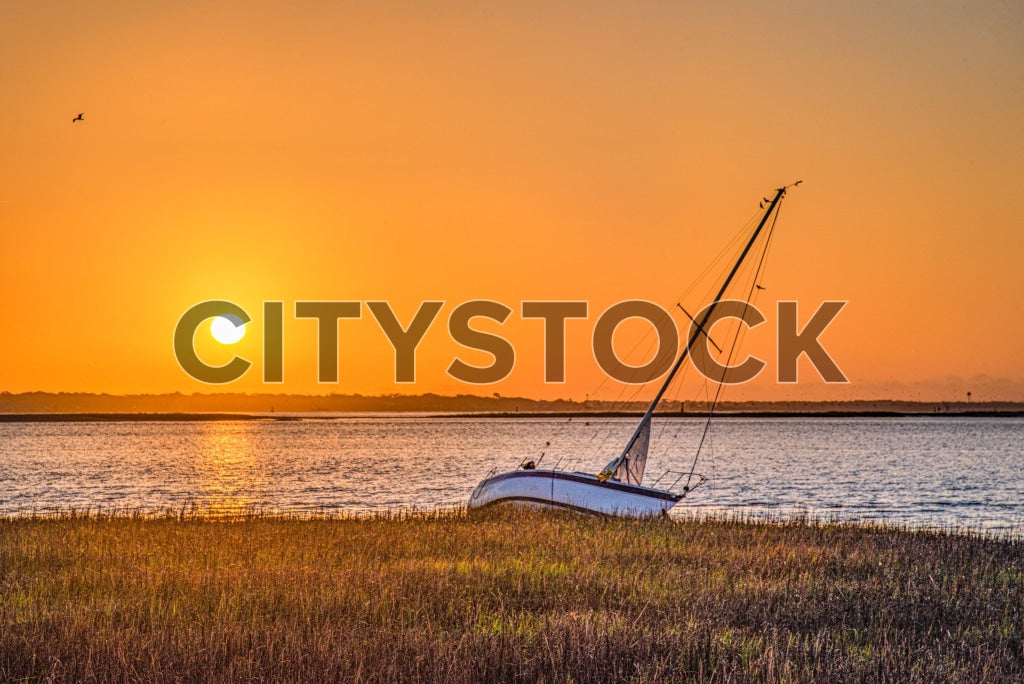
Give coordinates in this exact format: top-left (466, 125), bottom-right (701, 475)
top-left (0, 416), bottom-right (1022, 534)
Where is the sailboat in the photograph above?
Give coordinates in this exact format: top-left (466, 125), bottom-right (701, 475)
top-left (467, 183), bottom-right (798, 516)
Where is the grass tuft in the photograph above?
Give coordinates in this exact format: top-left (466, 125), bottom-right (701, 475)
top-left (1, 508), bottom-right (1022, 682)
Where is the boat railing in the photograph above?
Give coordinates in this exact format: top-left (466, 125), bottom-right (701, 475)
top-left (647, 470), bottom-right (679, 489)
top-left (469, 467), bottom-right (499, 503)
top-left (649, 469), bottom-right (708, 497)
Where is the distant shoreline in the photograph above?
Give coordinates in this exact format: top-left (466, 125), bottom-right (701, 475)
top-left (3, 392), bottom-right (1022, 419)
top-left (452, 410), bottom-right (1024, 419)
top-left (2, 410), bottom-right (1022, 422)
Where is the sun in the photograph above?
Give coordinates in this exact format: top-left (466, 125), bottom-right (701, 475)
top-left (210, 314), bottom-right (246, 344)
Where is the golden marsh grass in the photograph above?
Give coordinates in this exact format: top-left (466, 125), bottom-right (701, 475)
top-left (1, 509), bottom-right (1022, 682)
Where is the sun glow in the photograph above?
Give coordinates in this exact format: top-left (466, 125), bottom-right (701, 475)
top-left (210, 315), bottom-right (246, 345)
top-left (2, 3), bottom-right (1022, 399)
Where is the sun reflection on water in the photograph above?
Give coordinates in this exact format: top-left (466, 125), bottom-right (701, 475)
top-left (192, 421), bottom-right (268, 516)
top-left (1, 418), bottom-right (1022, 532)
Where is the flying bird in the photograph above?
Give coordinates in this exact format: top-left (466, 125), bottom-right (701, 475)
top-left (72, 113), bottom-right (84, 122)
top-left (755, 284), bottom-right (766, 291)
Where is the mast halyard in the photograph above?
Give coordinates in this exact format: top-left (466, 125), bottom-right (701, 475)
top-left (600, 185), bottom-right (790, 483)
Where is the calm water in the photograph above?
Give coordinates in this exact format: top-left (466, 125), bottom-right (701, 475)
top-left (1, 416), bottom-right (1022, 533)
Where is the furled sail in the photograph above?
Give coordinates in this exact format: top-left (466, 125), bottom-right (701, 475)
top-left (601, 420), bottom-right (650, 485)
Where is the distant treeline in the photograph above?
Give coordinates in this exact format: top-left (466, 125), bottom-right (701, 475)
top-left (1, 391), bottom-right (1021, 415)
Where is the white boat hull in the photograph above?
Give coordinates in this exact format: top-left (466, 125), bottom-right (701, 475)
top-left (468, 469), bottom-right (680, 516)
top-left (467, 188), bottom-right (794, 519)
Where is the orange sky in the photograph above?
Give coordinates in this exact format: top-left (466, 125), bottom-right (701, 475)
top-left (2, 1), bottom-right (1022, 402)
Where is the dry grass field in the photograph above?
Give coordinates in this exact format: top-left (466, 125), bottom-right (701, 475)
top-left (1, 509), bottom-right (1022, 682)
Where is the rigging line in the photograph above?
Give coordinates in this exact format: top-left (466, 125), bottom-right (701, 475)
top-left (589, 303), bottom-right (696, 470)
top-left (665, 353), bottom-right (691, 412)
top-left (625, 210), bottom-right (763, 451)
top-left (611, 187), bottom-right (788, 480)
top-left (753, 215), bottom-right (778, 291)
top-left (682, 226), bottom-right (752, 314)
top-left (575, 219), bottom-right (747, 407)
top-left (700, 376), bottom-right (716, 483)
top-left (667, 213), bottom-right (761, 327)
top-left (532, 296), bottom-right (707, 468)
top-left (590, 208), bottom-right (760, 409)
top-left (533, 413), bottom-right (580, 469)
top-left (676, 372), bottom-right (717, 491)
top-left (667, 210), bottom-right (760, 310)
top-left (566, 209), bottom-right (757, 424)
top-left (657, 202), bottom-right (767, 363)
top-left (604, 252), bottom-right (736, 392)
top-left (544, 382), bottom-right (647, 470)
top-left (574, 296), bottom-right (680, 405)
top-left (682, 201), bottom-right (784, 487)
top-left (678, 220), bottom-right (765, 356)
top-left (557, 368), bottom-right (651, 472)
top-left (541, 199), bottom-right (778, 473)
top-left (576, 369), bottom-right (654, 470)
top-left (677, 303), bottom-right (722, 353)
top-left (681, 199), bottom-right (785, 491)
top-left (651, 373), bottom-right (680, 454)
top-left (581, 297), bottom-right (695, 466)
top-left (532, 309), bottom-right (663, 468)
top-left (746, 201), bottom-right (782, 309)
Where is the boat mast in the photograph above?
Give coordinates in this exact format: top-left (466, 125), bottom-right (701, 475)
top-left (608, 185), bottom-right (789, 471)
